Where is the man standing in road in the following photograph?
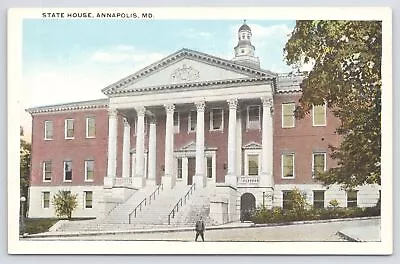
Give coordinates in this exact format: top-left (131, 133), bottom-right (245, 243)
top-left (195, 216), bottom-right (205, 242)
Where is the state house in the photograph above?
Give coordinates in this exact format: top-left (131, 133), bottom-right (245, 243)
top-left (26, 22), bottom-right (380, 228)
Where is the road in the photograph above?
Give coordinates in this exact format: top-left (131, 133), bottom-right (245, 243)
top-left (25, 218), bottom-right (380, 242)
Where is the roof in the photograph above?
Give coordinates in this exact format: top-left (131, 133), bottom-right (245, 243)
top-left (239, 23), bottom-right (251, 31)
top-left (26, 98), bottom-right (109, 114)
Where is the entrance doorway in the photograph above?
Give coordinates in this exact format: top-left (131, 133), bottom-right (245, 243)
top-left (187, 157), bottom-right (195, 185)
top-left (240, 193), bottom-right (256, 222)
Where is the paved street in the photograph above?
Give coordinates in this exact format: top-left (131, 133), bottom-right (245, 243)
top-left (24, 218), bottom-right (380, 242)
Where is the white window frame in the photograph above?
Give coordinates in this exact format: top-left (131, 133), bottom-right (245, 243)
top-left (281, 153), bottom-right (295, 179)
top-left (86, 117), bottom-right (96, 138)
top-left (42, 191), bottom-right (50, 209)
top-left (346, 190), bottom-right (358, 208)
top-left (84, 191), bottom-right (93, 209)
top-left (63, 160), bottom-right (72, 182)
top-left (174, 112), bottom-right (180, 134)
top-left (210, 108), bottom-right (224, 131)
top-left (281, 103), bottom-right (295, 128)
top-left (313, 190), bottom-right (325, 208)
top-left (312, 152), bottom-right (327, 178)
top-left (64, 119), bottom-right (74, 139)
top-left (42, 161), bottom-right (52, 182)
top-left (246, 105), bottom-right (261, 130)
top-left (84, 160), bottom-right (94, 182)
top-left (312, 103), bottom-right (327, 127)
top-left (44, 120), bottom-right (53, 140)
top-left (188, 110), bottom-right (197, 133)
top-left (244, 149), bottom-right (261, 176)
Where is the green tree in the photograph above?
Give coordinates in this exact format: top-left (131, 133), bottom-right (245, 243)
top-left (20, 139), bottom-right (31, 199)
top-left (284, 21), bottom-right (381, 189)
top-left (52, 190), bottom-right (78, 219)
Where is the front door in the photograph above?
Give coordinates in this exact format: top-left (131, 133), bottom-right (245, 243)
top-left (187, 158), bottom-right (195, 185)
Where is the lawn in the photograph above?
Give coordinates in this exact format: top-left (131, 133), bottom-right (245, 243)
top-left (22, 218), bottom-right (59, 234)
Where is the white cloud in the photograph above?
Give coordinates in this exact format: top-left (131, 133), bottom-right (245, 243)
top-left (182, 28), bottom-right (213, 40)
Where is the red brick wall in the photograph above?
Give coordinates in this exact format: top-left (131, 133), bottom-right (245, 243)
top-left (273, 94), bottom-right (341, 185)
top-left (30, 109), bottom-right (108, 186)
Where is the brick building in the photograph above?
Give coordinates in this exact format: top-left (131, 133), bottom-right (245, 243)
top-left (26, 22), bottom-right (379, 224)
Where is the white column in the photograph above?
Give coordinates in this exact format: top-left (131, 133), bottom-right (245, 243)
top-left (226, 99), bottom-right (238, 186)
top-left (194, 101), bottom-right (206, 188)
top-left (133, 106), bottom-right (146, 189)
top-left (162, 104), bottom-right (175, 189)
top-left (260, 97), bottom-right (274, 187)
top-left (105, 108), bottom-right (118, 188)
top-left (183, 157), bottom-right (189, 185)
top-left (122, 118), bottom-right (131, 179)
top-left (147, 120), bottom-right (157, 186)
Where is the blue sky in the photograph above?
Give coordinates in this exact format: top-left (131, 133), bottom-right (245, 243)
top-left (21, 19), bottom-right (296, 133)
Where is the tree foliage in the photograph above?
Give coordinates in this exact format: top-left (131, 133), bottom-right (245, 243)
top-left (20, 139), bottom-right (31, 199)
top-left (52, 190), bottom-right (78, 219)
top-left (284, 21), bottom-right (382, 189)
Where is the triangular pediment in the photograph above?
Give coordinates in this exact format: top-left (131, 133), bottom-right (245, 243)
top-left (102, 48), bottom-right (277, 96)
top-left (176, 141), bottom-right (217, 152)
top-left (242, 141), bottom-right (262, 149)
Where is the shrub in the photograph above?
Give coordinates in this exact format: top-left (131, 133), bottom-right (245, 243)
top-left (328, 199), bottom-right (340, 209)
top-left (52, 190), bottom-right (78, 219)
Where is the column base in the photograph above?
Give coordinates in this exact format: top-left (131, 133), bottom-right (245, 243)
top-left (162, 175), bottom-right (175, 189)
top-left (146, 178), bottom-right (157, 186)
top-left (224, 174), bottom-right (237, 187)
top-left (193, 174), bottom-right (206, 188)
top-left (132, 176), bottom-right (146, 189)
top-left (259, 173), bottom-right (274, 188)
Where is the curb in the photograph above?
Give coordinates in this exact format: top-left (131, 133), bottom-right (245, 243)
top-left (336, 231), bottom-right (361, 242)
top-left (24, 216), bottom-right (380, 239)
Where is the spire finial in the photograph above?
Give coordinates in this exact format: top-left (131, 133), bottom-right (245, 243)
top-left (244, 19), bottom-right (247, 24)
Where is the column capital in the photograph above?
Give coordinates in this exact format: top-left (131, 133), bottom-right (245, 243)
top-left (164, 104), bottom-right (175, 114)
top-left (261, 97), bottom-right (273, 107)
top-left (195, 101), bottom-right (206, 112)
top-left (227, 98), bottom-right (238, 110)
top-left (108, 108), bottom-right (118, 118)
top-left (123, 117), bottom-right (130, 126)
top-left (135, 106), bottom-right (146, 116)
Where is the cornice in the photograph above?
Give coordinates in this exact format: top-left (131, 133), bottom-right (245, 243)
top-left (26, 99), bottom-right (109, 114)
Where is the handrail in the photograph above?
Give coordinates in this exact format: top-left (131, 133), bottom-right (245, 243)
top-left (128, 184), bottom-right (163, 224)
top-left (168, 183), bottom-right (196, 225)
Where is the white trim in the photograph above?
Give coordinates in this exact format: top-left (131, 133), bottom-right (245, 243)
top-left (64, 118), bottom-right (74, 139)
top-left (281, 102), bottom-right (295, 128)
top-left (312, 152), bottom-right (327, 178)
top-left (84, 191), bottom-right (93, 209)
top-left (85, 117), bottom-right (96, 138)
top-left (44, 120), bottom-right (53, 140)
top-left (244, 149), bottom-right (261, 176)
top-left (42, 161), bottom-right (52, 182)
top-left (312, 103), bottom-right (327, 126)
top-left (312, 190), bottom-right (326, 208)
top-left (281, 153), bottom-right (295, 179)
top-left (246, 105), bottom-right (261, 130)
top-left (174, 111), bottom-right (180, 134)
top-left (84, 160), bottom-right (94, 182)
top-left (188, 110), bottom-right (197, 133)
top-left (209, 108), bottom-right (224, 131)
top-left (63, 160), bottom-right (72, 182)
top-left (42, 191), bottom-right (50, 209)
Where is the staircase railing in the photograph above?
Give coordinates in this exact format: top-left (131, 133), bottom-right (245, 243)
top-left (128, 184), bottom-right (163, 224)
top-left (168, 183), bottom-right (196, 225)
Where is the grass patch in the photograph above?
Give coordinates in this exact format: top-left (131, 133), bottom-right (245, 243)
top-left (22, 217), bottom-right (96, 234)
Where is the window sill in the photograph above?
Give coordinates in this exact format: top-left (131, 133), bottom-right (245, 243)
top-left (312, 124), bottom-right (327, 127)
top-left (282, 126), bottom-right (295, 129)
top-left (65, 137), bottom-right (74, 140)
top-left (209, 128), bottom-right (223, 132)
top-left (44, 138), bottom-right (53, 141)
top-left (63, 180), bottom-right (72, 183)
top-left (85, 136), bottom-right (96, 139)
top-left (85, 180), bottom-right (94, 183)
top-left (43, 180), bottom-right (52, 183)
top-left (281, 177), bottom-right (295, 180)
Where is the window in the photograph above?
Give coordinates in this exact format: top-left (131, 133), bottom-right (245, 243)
top-left (282, 154), bottom-right (295, 178)
top-left (86, 117), bottom-right (96, 138)
top-left (247, 105), bottom-right (261, 129)
top-left (85, 160), bottom-right (94, 181)
top-left (248, 154), bottom-right (259, 176)
top-left (44, 121), bottom-right (53, 140)
top-left (312, 152), bottom-right (326, 177)
top-left (347, 191), bottom-right (358, 208)
top-left (64, 161), bottom-right (72, 181)
top-left (313, 104), bottom-right (327, 126)
top-left (210, 108), bottom-right (223, 131)
top-left (282, 191), bottom-right (293, 210)
top-left (313, 191), bottom-right (325, 208)
top-left (65, 119), bottom-right (74, 139)
top-left (43, 161), bottom-right (52, 182)
top-left (173, 112), bottom-right (180, 133)
top-left (206, 157), bottom-right (213, 178)
top-left (188, 111), bottom-right (197, 132)
top-left (42, 192), bottom-right (50, 208)
top-left (84, 191), bottom-right (93, 209)
top-left (282, 103), bottom-right (295, 128)
top-left (177, 158), bottom-right (182, 179)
